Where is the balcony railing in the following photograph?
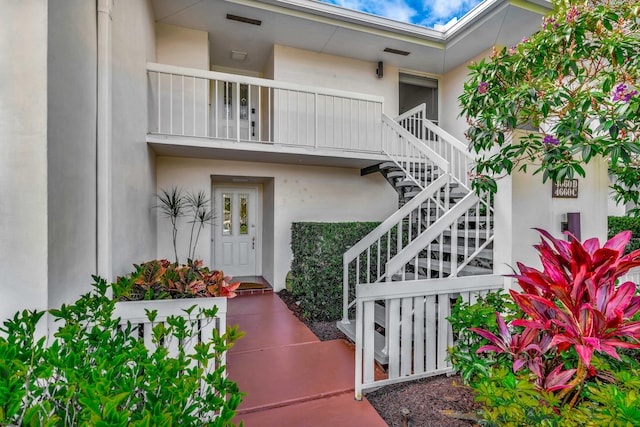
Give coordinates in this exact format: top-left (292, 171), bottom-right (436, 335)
top-left (147, 63), bottom-right (385, 155)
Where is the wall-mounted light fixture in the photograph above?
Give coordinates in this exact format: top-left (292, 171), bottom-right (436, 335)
top-left (376, 61), bottom-right (383, 78)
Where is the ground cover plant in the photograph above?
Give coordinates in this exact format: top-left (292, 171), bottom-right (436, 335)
top-left (0, 277), bottom-right (244, 426)
top-left (460, 0), bottom-right (640, 211)
top-left (451, 229), bottom-right (640, 425)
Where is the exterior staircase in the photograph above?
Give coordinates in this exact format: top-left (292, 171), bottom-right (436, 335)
top-left (337, 104), bottom-right (494, 365)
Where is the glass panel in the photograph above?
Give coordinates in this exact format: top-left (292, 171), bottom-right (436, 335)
top-left (223, 82), bottom-right (232, 119)
top-left (240, 84), bottom-right (249, 120)
top-left (223, 194), bottom-right (232, 235)
top-left (239, 194), bottom-right (249, 235)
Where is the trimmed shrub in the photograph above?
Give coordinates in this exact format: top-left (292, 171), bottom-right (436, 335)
top-left (290, 222), bottom-right (380, 322)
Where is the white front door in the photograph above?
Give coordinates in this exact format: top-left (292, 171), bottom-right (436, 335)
top-left (213, 186), bottom-right (258, 276)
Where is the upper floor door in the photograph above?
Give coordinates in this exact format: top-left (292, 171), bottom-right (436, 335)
top-left (399, 73), bottom-right (439, 123)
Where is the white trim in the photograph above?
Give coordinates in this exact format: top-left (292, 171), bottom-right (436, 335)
top-left (97, 0), bottom-right (113, 282)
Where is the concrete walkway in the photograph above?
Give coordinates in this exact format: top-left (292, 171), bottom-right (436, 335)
top-left (227, 293), bottom-right (387, 427)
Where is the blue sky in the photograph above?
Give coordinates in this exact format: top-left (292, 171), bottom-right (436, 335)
top-left (318, 0), bottom-right (486, 28)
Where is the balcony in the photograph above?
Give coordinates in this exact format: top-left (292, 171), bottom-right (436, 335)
top-left (147, 63), bottom-right (388, 168)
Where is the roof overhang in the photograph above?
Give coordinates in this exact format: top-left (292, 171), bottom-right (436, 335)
top-left (152, 0), bottom-right (552, 75)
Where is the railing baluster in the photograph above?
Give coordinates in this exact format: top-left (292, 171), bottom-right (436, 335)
top-left (157, 72), bottom-right (161, 133)
top-left (181, 75), bottom-right (185, 135)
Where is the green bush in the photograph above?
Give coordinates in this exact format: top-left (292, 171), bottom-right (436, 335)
top-left (447, 290), bottom-right (521, 384)
top-left (608, 216), bottom-right (640, 254)
top-left (290, 222), bottom-right (380, 322)
top-left (0, 277), bottom-right (244, 426)
top-left (450, 229), bottom-right (640, 425)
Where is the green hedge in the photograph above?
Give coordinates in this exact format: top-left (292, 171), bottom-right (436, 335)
top-left (608, 216), bottom-right (640, 254)
top-left (290, 222), bottom-right (380, 322)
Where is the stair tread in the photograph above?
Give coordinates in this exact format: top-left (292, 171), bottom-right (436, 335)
top-left (337, 320), bottom-right (388, 364)
top-left (416, 258), bottom-right (493, 275)
top-left (428, 243), bottom-right (493, 259)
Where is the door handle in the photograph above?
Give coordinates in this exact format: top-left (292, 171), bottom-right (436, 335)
top-left (252, 236), bottom-right (255, 250)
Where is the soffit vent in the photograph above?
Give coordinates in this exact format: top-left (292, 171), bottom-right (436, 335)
top-left (383, 47), bottom-right (410, 56)
top-left (226, 14), bottom-right (262, 26)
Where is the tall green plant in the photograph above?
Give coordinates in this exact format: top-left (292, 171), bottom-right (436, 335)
top-left (157, 187), bottom-right (186, 263)
top-left (186, 190), bottom-right (214, 261)
top-left (0, 278), bottom-right (244, 426)
top-left (459, 0), bottom-right (640, 209)
top-left (157, 188), bottom-right (214, 263)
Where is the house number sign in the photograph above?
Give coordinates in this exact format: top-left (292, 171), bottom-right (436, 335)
top-left (552, 179), bottom-right (579, 198)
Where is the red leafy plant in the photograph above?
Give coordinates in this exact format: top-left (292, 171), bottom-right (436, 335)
top-left (471, 229), bottom-right (640, 405)
top-left (114, 259), bottom-right (240, 301)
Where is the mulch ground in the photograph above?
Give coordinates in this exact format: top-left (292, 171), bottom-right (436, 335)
top-left (277, 290), bottom-right (481, 426)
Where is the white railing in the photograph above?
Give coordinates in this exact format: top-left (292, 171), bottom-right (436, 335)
top-left (147, 63), bottom-right (384, 154)
top-left (381, 114), bottom-right (449, 189)
top-left (113, 297), bottom-right (227, 374)
top-left (397, 104), bottom-right (474, 189)
top-left (341, 175), bottom-right (451, 323)
top-left (386, 191), bottom-right (494, 280)
top-left (620, 266), bottom-right (640, 285)
top-left (354, 275), bottom-right (504, 399)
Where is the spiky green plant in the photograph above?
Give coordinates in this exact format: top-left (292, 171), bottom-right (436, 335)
top-left (185, 190), bottom-right (214, 260)
top-left (157, 187), bottom-right (186, 264)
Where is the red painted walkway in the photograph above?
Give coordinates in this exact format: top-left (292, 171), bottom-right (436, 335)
top-left (227, 293), bottom-right (388, 426)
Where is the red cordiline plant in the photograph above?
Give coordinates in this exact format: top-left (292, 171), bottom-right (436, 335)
top-left (471, 229), bottom-right (640, 405)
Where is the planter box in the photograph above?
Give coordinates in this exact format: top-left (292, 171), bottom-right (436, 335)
top-left (113, 297), bottom-right (228, 374)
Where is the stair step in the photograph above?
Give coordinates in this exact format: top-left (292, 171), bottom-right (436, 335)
top-left (395, 179), bottom-right (459, 190)
top-left (337, 320), bottom-right (388, 365)
top-left (416, 259), bottom-right (493, 275)
top-left (379, 161), bottom-right (435, 172)
top-left (403, 189), bottom-right (467, 198)
top-left (427, 243), bottom-right (493, 260)
top-left (391, 272), bottom-right (427, 281)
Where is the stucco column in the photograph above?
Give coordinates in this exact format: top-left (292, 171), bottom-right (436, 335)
top-left (97, 0), bottom-right (113, 282)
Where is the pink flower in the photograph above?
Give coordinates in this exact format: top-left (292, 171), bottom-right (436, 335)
top-left (543, 17), bottom-right (558, 30)
top-left (613, 83), bottom-right (638, 103)
top-left (566, 6), bottom-right (579, 23)
top-left (477, 82), bottom-right (488, 94)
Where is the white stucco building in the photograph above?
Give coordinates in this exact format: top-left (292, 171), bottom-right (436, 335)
top-left (1, 0), bottom-right (610, 333)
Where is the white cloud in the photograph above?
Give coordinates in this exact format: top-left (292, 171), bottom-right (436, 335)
top-left (421, 0), bottom-right (484, 23)
top-left (327, 0), bottom-right (417, 24)
top-left (321, 0), bottom-right (485, 28)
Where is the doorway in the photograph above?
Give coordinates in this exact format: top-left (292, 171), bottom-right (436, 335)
top-left (212, 185), bottom-right (260, 277)
top-left (399, 73), bottom-right (439, 122)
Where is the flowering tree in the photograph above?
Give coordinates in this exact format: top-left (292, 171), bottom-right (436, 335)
top-left (459, 0), bottom-right (640, 208)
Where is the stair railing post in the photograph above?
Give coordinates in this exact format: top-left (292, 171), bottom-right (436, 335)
top-left (355, 296), bottom-right (364, 400)
top-left (342, 254), bottom-right (350, 324)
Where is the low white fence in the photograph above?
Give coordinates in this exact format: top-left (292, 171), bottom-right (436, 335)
top-left (113, 297), bottom-right (227, 375)
top-left (147, 63), bottom-right (384, 154)
top-left (354, 275), bottom-right (503, 399)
